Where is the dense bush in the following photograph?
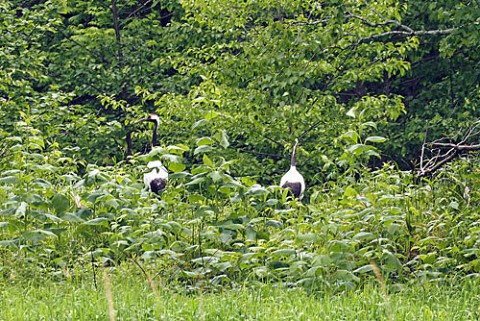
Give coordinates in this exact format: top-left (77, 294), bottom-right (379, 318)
top-left (2, 132), bottom-right (480, 289)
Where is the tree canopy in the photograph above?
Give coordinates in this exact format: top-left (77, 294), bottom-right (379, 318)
top-left (2, 0), bottom-right (478, 179)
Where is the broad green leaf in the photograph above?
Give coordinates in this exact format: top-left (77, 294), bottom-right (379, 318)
top-left (246, 226), bottom-right (257, 240)
top-left (354, 264), bottom-right (374, 274)
top-left (194, 145), bottom-right (213, 155)
top-left (186, 177), bottom-right (206, 186)
top-left (196, 136), bottom-right (215, 146)
top-left (52, 193), bottom-right (70, 214)
top-left (271, 249), bottom-right (296, 256)
top-left (220, 232), bottom-right (233, 244)
top-left (214, 130), bottom-right (230, 148)
top-left (23, 229), bottom-right (57, 243)
top-left (365, 136), bottom-right (387, 143)
top-left (0, 238), bottom-right (21, 247)
top-left (44, 213), bottom-right (62, 222)
top-left (353, 232), bottom-right (375, 241)
top-left (212, 261), bottom-right (233, 272)
top-left (297, 233), bottom-right (321, 243)
top-left (347, 144), bottom-right (375, 156)
top-left (208, 171), bottom-right (224, 182)
top-left (62, 213), bottom-right (85, 223)
top-left (203, 154), bottom-right (214, 167)
top-left (0, 176), bottom-right (20, 185)
top-left (266, 220), bottom-right (283, 228)
top-left (26, 193), bottom-right (48, 206)
top-left (333, 270), bottom-right (360, 283)
top-left (191, 256), bottom-right (216, 264)
top-left (449, 201), bottom-right (459, 210)
top-left (312, 255), bottom-right (332, 267)
top-left (169, 171), bottom-right (191, 179)
top-left (192, 96), bottom-right (206, 103)
top-left (167, 144), bottom-right (190, 154)
top-left (192, 119), bottom-right (208, 129)
top-left (1, 170), bottom-right (22, 176)
top-left (106, 198), bottom-right (120, 209)
top-left (28, 136), bottom-right (45, 150)
top-left (82, 217), bottom-right (109, 226)
top-left (220, 223), bottom-right (244, 231)
top-left (346, 107), bottom-right (356, 118)
top-left (343, 186), bottom-right (358, 197)
top-left (15, 202), bottom-right (27, 218)
top-left (383, 250), bottom-right (402, 271)
top-left (204, 111), bottom-right (219, 120)
top-left (168, 162), bottom-right (186, 173)
top-left (161, 154), bottom-right (182, 163)
top-left (32, 178), bottom-right (52, 188)
top-left (341, 131), bottom-right (360, 144)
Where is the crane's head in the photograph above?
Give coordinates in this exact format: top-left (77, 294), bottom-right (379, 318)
top-left (137, 113), bottom-right (160, 125)
top-left (145, 114), bottom-right (160, 123)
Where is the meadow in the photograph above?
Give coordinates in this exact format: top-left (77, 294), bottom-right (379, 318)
top-left (2, 265), bottom-right (479, 320)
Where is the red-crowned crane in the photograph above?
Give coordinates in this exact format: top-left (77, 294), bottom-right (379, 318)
top-left (280, 138), bottom-right (305, 199)
top-left (138, 114), bottom-right (168, 194)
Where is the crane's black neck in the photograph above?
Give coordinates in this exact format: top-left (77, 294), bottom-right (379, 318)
top-left (151, 120), bottom-right (158, 147)
top-left (291, 140), bottom-right (298, 167)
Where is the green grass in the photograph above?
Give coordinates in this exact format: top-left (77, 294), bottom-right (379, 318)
top-left (1, 266), bottom-right (480, 320)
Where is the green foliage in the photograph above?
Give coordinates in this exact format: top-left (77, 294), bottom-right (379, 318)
top-left (1, 0), bottom-right (480, 293)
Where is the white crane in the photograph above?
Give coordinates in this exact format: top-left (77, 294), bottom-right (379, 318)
top-left (280, 138), bottom-right (305, 199)
top-left (137, 114), bottom-right (168, 194)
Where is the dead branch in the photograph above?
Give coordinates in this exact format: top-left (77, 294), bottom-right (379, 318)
top-left (418, 121), bottom-right (480, 177)
top-left (287, 9), bottom-right (456, 43)
top-left (355, 28), bottom-right (455, 44)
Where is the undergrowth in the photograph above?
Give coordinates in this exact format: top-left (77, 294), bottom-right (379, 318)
top-left (2, 135), bottom-right (480, 291)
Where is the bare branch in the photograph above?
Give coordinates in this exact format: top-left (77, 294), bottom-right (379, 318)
top-left (287, 18), bottom-right (330, 26)
top-left (345, 12), bottom-right (413, 32)
top-left (254, 130), bottom-right (284, 149)
top-left (432, 142), bottom-right (480, 150)
top-left (357, 28), bottom-right (455, 43)
top-left (300, 119), bottom-right (324, 140)
top-left (287, 11), bottom-right (455, 44)
top-left (419, 129), bottom-right (428, 169)
top-left (418, 122), bottom-right (480, 177)
top-left (125, 0), bottom-right (152, 19)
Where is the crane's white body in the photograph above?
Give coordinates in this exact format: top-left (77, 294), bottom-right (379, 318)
top-left (144, 161), bottom-right (168, 193)
top-left (280, 165), bottom-right (305, 199)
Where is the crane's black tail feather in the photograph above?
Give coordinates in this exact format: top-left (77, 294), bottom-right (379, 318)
top-left (150, 178), bottom-right (167, 194)
top-left (281, 182), bottom-right (302, 199)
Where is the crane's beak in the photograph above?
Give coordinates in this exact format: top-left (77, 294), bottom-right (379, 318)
top-left (133, 117), bottom-right (150, 125)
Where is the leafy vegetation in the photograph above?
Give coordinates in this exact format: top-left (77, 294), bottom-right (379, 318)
top-left (1, 0), bottom-right (480, 316)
